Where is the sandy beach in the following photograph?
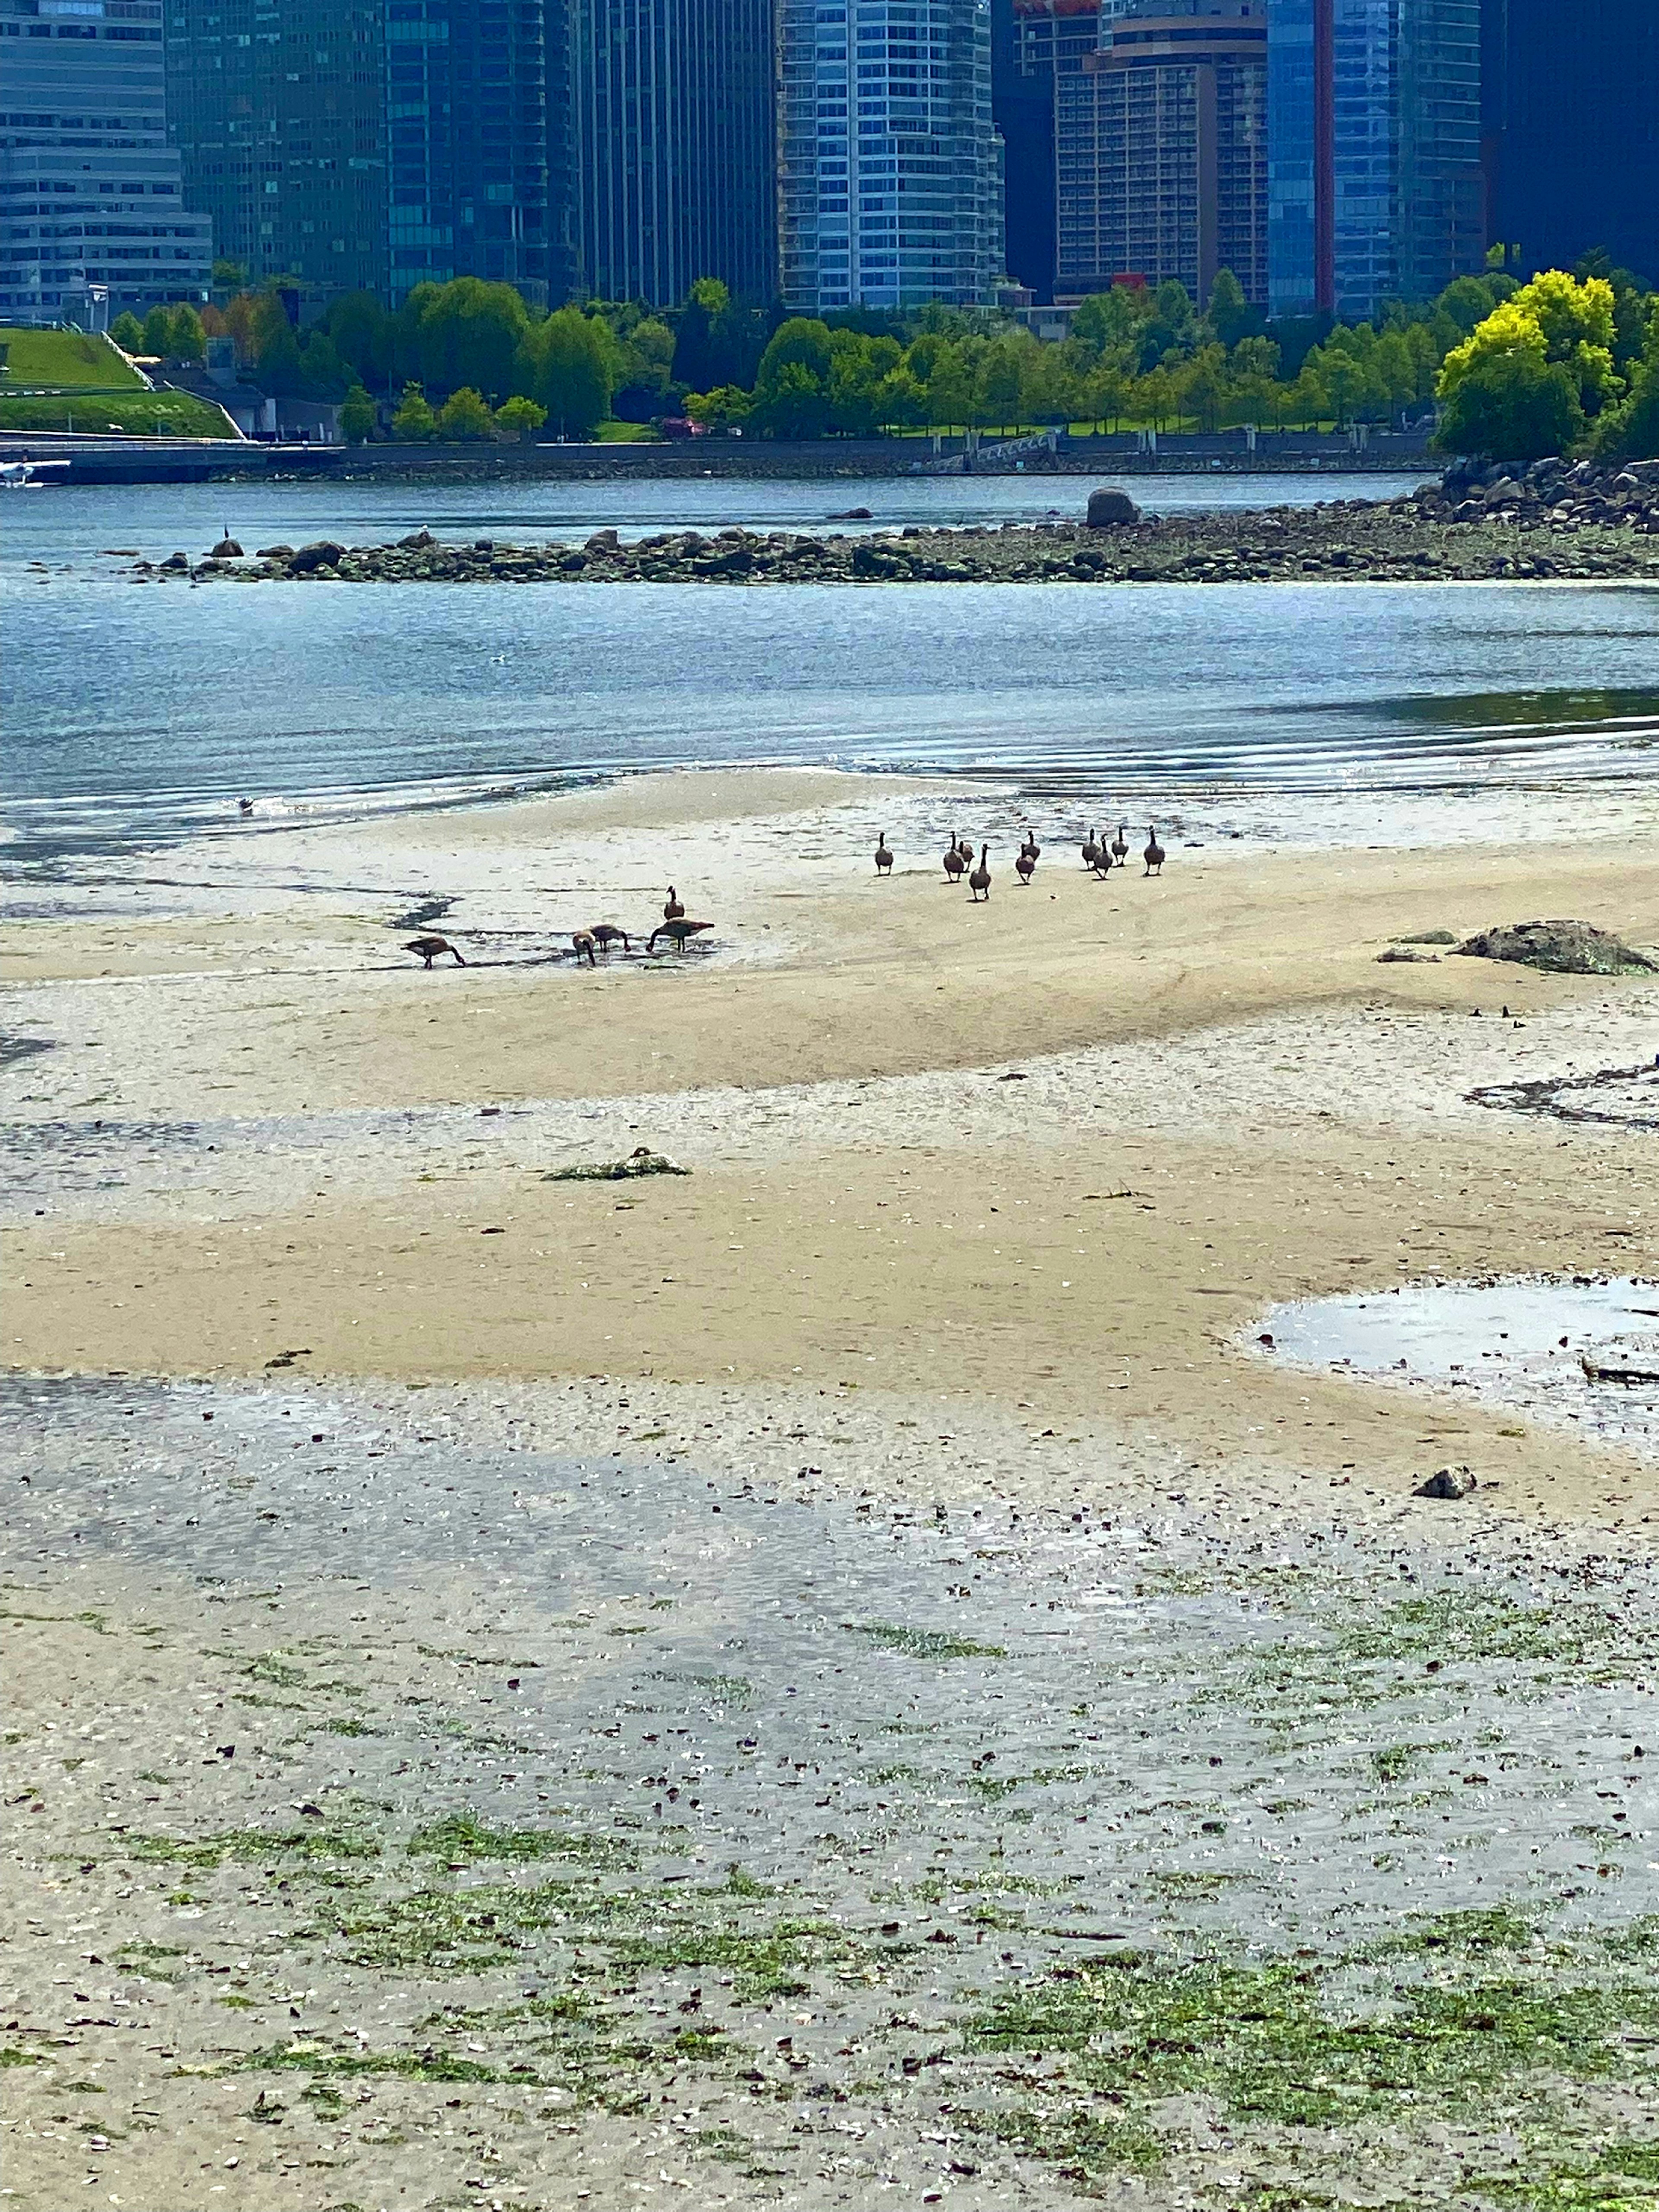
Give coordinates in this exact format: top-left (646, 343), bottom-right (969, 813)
top-left (4, 766), bottom-right (1659, 2209)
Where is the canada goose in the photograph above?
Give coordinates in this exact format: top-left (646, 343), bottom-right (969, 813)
top-left (1111, 823), bottom-right (1129, 866)
top-left (1093, 834), bottom-right (1113, 877)
top-left (968, 844), bottom-right (991, 901)
top-left (572, 928), bottom-right (597, 966)
top-left (237, 796), bottom-right (254, 817)
top-left (1143, 824), bottom-right (1165, 876)
top-left (1021, 826), bottom-right (1042, 860)
top-left (663, 886), bottom-right (685, 921)
top-left (1015, 846), bottom-right (1036, 886)
top-left (943, 838), bottom-right (966, 884)
top-left (406, 934), bottom-right (465, 968)
top-left (590, 923), bottom-right (630, 954)
top-left (1081, 827), bottom-right (1100, 871)
top-left (957, 836), bottom-right (975, 865)
top-left (875, 829), bottom-right (893, 876)
top-left (648, 918), bottom-right (714, 953)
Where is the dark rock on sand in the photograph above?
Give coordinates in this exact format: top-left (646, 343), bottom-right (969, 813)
top-left (1455, 919), bottom-right (1659, 977)
top-left (1417, 1465), bottom-right (1478, 1500)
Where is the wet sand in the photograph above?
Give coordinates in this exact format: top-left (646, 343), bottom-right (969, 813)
top-left (4, 766), bottom-right (1659, 2207)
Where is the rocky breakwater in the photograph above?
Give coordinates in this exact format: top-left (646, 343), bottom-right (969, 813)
top-left (132, 462), bottom-right (1659, 589)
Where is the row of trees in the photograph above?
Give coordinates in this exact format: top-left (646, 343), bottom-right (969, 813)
top-left (122, 251), bottom-right (1659, 460)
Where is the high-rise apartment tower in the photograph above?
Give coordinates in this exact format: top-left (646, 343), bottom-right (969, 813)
top-left (777, 0), bottom-right (1003, 315)
top-left (0, 0), bottom-right (210, 323)
top-left (1056, 0), bottom-right (1268, 305)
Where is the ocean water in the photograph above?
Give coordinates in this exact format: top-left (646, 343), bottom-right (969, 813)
top-left (4, 474), bottom-right (1658, 864)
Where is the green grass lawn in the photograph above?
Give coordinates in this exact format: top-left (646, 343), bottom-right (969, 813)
top-left (0, 326), bottom-right (144, 391)
top-left (593, 419), bottom-right (661, 442)
top-left (0, 391), bottom-right (234, 437)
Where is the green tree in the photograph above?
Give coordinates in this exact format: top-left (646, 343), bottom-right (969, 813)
top-left (110, 311), bottom-right (145, 353)
top-left (1435, 348), bottom-right (1585, 461)
top-left (1203, 267), bottom-right (1259, 349)
top-left (435, 386), bottom-right (496, 439)
top-left (1177, 343), bottom-right (1230, 430)
top-left (324, 292), bottom-right (393, 391)
top-left (211, 257), bottom-right (247, 289)
top-left (755, 317), bottom-right (835, 398)
top-left (684, 384), bottom-right (753, 432)
top-left (167, 304), bottom-right (206, 363)
top-left (255, 312), bottom-right (306, 397)
top-left (1071, 285), bottom-right (1150, 356)
top-left (395, 277), bottom-right (531, 401)
top-left (495, 393), bottom-right (547, 442)
top-left (525, 308), bottom-right (616, 438)
top-left (339, 385), bottom-right (377, 443)
top-left (140, 305), bottom-right (174, 356)
top-left (751, 359), bottom-right (829, 438)
top-left (391, 382), bottom-right (437, 440)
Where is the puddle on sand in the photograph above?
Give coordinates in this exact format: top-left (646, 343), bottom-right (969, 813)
top-left (1258, 1275), bottom-right (1659, 1461)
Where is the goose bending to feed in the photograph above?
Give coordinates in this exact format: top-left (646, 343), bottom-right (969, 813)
top-left (648, 918), bottom-right (714, 953)
top-left (572, 928), bottom-right (597, 966)
top-left (1015, 846), bottom-right (1036, 886)
top-left (874, 829), bottom-right (893, 876)
top-left (1080, 826), bottom-right (1100, 871)
top-left (968, 844), bottom-right (991, 902)
top-left (590, 923), bottom-right (630, 955)
top-left (663, 886), bottom-right (686, 922)
top-left (943, 838), bottom-right (966, 884)
top-left (1111, 823), bottom-right (1129, 866)
top-left (406, 933), bottom-right (465, 968)
top-left (1143, 824), bottom-right (1165, 876)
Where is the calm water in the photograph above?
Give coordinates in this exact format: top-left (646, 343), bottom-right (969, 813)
top-left (4, 474), bottom-right (1658, 865)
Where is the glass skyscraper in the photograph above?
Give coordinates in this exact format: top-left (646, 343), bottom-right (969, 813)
top-left (1488, 0), bottom-right (1658, 284)
top-left (386, 0), bottom-right (559, 305)
top-left (1, 0), bottom-right (211, 322)
top-left (165, 0), bottom-right (385, 301)
top-left (778, 0), bottom-right (1003, 314)
top-left (1266, 0), bottom-right (1482, 322)
top-left (572, 0), bottom-right (775, 306)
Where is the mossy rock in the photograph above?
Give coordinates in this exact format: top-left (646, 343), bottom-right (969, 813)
top-left (1455, 919), bottom-right (1658, 976)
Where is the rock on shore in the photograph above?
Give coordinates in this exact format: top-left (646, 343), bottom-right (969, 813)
top-left (141, 459), bottom-right (1659, 588)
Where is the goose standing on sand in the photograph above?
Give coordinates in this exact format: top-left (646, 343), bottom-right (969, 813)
top-left (663, 886), bottom-right (686, 922)
top-left (1015, 845), bottom-right (1037, 887)
top-left (406, 933), bottom-right (465, 968)
top-left (968, 844), bottom-right (991, 902)
top-left (1111, 823), bottom-right (1130, 867)
top-left (943, 837), bottom-right (966, 885)
top-left (648, 917), bottom-right (714, 953)
top-left (1093, 835), bottom-right (1113, 877)
top-left (1143, 825), bottom-right (1166, 877)
top-left (1021, 826), bottom-right (1042, 861)
top-left (875, 829), bottom-right (894, 876)
top-left (957, 836), bottom-right (975, 869)
top-left (572, 928), bottom-right (597, 966)
top-left (1081, 827), bottom-right (1100, 871)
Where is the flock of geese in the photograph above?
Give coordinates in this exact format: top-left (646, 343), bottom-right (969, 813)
top-left (401, 825), bottom-right (1168, 969)
top-left (878, 821), bottom-right (1166, 895)
top-left (404, 885), bottom-right (711, 971)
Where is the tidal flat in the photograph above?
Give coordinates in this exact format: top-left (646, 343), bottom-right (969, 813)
top-left (6, 1368), bottom-right (1659, 2212)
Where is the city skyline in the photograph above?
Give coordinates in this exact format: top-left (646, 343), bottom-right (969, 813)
top-left (0, 0), bottom-right (1653, 329)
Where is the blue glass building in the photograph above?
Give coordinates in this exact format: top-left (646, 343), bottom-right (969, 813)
top-left (1488, 0), bottom-right (1658, 283)
top-left (1267, 0), bottom-right (1482, 322)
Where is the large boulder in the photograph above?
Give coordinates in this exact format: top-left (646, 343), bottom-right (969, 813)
top-left (1455, 918), bottom-right (1658, 976)
top-left (288, 539), bottom-right (346, 573)
top-left (1085, 486), bottom-right (1142, 528)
